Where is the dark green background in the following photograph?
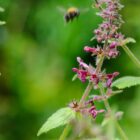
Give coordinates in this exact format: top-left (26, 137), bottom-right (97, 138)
top-left (0, 0), bottom-right (140, 139)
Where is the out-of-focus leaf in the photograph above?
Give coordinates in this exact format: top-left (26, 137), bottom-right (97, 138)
top-left (0, 21), bottom-right (6, 25)
top-left (0, 7), bottom-right (4, 12)
top-left (121, 37), bottom-right (136, 46)
top-left (0, 7), bottom-right (5, 25)
top-left (124, 37), bottom-right (136, 44)
top-left (115, 138), bottom-right (121, 140)
top-left (37, 107), bottom-right (76, 136)
top-left (112, 76), bottom-right (140, 89)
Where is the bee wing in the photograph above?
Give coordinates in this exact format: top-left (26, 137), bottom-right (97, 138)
top-left (57, 6), bottom-right (66, 13)
top-left (56, 6), bottom-right (67, 25)
top-left (80, 8), bottom-right (90, 13)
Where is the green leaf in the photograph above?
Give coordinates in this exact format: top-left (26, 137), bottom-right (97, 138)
top-left (112, 76), bottom-right (140, 89)
top-left (72, 74), bottom-right (77, 81)
top-left (125, 37), bottom-right (136, 44)
top-left (90, 36), bottom-right (95, 41)
top-left (37, 107), bottom-right (76, 136)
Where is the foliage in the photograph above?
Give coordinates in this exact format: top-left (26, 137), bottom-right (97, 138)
top-left (0, 6), bottom-right (6, 25)
top-left (37, 107), bottom-right (75, 136)
top-left (37, 0), bottom-right (140, 139)
top-left (0, 0), bottom-right (140, 140)
top-left (112, 76), bottom-right (140, 89)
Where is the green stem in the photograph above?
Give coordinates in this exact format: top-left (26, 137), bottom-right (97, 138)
top-left (99, 85), bottom-right (128, 140)
top-left (99, 84), bottom-right (111, 111)
top-left (59, 124), bottom-right (71, 140)
top-left (114, 120), bottom-right (128, 140)
top-left (122, 45), bottom-right (140, 69)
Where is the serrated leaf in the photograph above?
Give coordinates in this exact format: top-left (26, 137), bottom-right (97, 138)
top-left (112, 76), bottom-right (140, 89)
top-left (37, 107), bottom-right (76, 136)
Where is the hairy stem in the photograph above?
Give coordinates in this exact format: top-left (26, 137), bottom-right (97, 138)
top-left (99, 84), bottom-right (111, 111)
top-left (59, 124), bottom-right (71, 140)
top-left (96, 56), bottom-right (105, 73)
top-left (122, 45), bottom-right (140, 69)
top-left (78, 82), bottom-right (93, 108)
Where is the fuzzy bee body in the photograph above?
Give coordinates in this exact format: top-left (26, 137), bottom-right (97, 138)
top-left (64, 7), bottom-right (80, 23)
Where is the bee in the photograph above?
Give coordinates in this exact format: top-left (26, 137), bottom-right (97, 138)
top-left (64, 7), bottom-right (80, 23)
top-left (58, 6), bottom-right (89, 23)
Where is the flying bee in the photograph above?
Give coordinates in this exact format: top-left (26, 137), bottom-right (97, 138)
top-left (64, 7), bottom-right (80, 23)
top-left (57, 6), bottom-right (89, 23)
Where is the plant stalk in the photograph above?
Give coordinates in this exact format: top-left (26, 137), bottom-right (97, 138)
top-left (59, 76), bottom-right (95, 140)
top-left (96, 56), bottom-right (105, 73)
top-left (122, 45), bottom-right (140, 69)
top-left (76, 43), bottom-right (129, 140)
top-left (114, 120), bottom-right (128, 140)
top-left (99, 85), bottom-right (128, 140)
top-left (78, 82), bottom-right (93, 108)
top-left (99, 84), bottom-right (111, 111)
top-left (59, 124), bottom-right (71, 140)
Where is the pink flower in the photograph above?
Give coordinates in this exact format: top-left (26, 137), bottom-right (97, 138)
top-left (90, 74), bottom-right (99, 85)
top-left (106, 72), bottom-right (119, 87)
top-left (85, 99), bottom-right (94, 106)
top-left (109, 42), bottom-right (118, 49)
top-left (94, 29), bottom-right (101, 35)
top-left (72, 68), bottom-right (88, 83)
top-left (89, 106), bottom-right (98, 118)
top-left (84, 46), bottom-right (97, 53)
top-left (77, 57), bottom-right (89, 69)
top-left (84, 46), bottom-right (103, 56)
top-left (89, 106), bottom-right (105, 119)
top-left (108, 49), bottom-right (119, 58)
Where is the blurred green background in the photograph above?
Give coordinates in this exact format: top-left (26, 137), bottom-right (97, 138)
top-left (0, 0), bottom-right (140, 140)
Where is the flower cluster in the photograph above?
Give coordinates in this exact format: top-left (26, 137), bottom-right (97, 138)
top-left (69, 99), bottom-right (105, 119)
top-left (72, 57), bottom-right (119, 88)
top-left (93, 0), bottom-right (125, 59)
top-left (71, 0), bottom-right (125, 119)
top-left (85, 99), bottom-right (105, 118)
